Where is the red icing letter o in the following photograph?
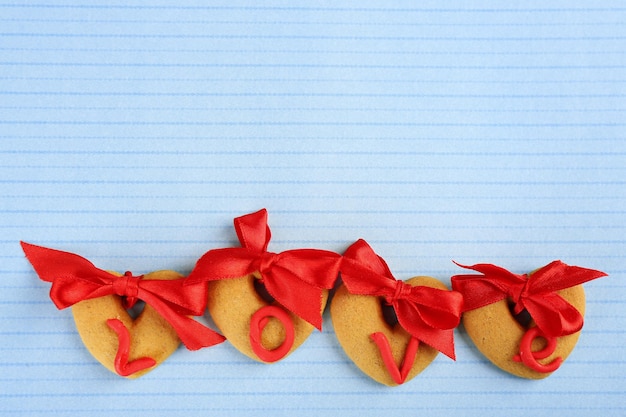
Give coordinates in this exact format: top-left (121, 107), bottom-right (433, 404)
top-left (249, 305), bottom-right (295, 363)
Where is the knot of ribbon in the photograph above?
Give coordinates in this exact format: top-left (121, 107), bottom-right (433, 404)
top-left (186, 209), bottom-right (342, 330)
top-left (450, 260), bottom-right (607, 338)
top-left (256, 252), bottom-right (278, 273)
top-left (21, 241), bottom-right (226, 351)
top-left (389, 280), bottom-right (414, 305)
top-left (113, 271), bottom-right (141, 309)
top-left (339, 239), bottom-right (464, 360)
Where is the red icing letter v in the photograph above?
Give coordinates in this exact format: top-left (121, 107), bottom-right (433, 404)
top-left (106, 319), bottom-right (156, 377)
top-left (370, 332), bottom-right (419, 385)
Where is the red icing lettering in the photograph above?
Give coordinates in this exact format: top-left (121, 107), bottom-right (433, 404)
top-left (249, 305), bottom-right (295, 362)
top-left (370, 332), bottom-right (420, 385)
top-left (106, 318), bottom-right (156, 377)
top-left (513, 326), bottom-right (562, 373)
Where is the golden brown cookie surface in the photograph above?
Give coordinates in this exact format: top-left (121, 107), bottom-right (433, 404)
top-left (72, 270), bottom-right (182, 378)
top-left (462, 285), bottom-right (585, 379)
top-left (330, 276), bottom-right (445, 386)
top-left (207, 272), bottom-right (328, 363)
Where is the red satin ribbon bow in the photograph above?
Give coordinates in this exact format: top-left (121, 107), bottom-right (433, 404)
top-left (186, 209), bottom-right (342, 330)
top-left (339, 239), bottom-right (463, 360)
top-left (21, 241), bottom-right (225, 350)
top-left (451, 261), bottom-right (607, 338)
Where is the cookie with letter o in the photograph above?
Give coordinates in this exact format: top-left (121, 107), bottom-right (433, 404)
top-left (186, 209), bottom-right (342, 363)
top-left (71, 270), bottom-right (183, 378)
top-left (206, 272), bottom-right (329, 362)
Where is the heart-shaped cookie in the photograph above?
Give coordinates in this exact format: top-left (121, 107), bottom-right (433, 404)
top-left (22, 241), bottom-right (225, 378)
top-left (451, 261), bottom-right (607, 379)
top-left (333, 239), bottom-right (463, 386)
top-left (460, 285), bottom-right (584, 379)
top-left (331, 276), bottom-right (449, 386)
top-left (186, 209), bottom-right (341, 363)
top-left (207, 272), bottom-right (329, 363)
top-left (72, 270), bottom-right (182, 378)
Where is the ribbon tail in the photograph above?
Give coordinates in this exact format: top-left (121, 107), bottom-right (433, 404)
top-left (528, 260), bottom-right (608, 294)
top-left (403, 320), bottom-right (456, 360)
top-left (21, 241), bottom-right (99, 283)
top-left (409, 325), bottom-right (456, 360)
top-left (396, 305), bottom-right (458, 360)
top-left (21, 241), bottom-right (119, 309)
top-left (453, 261), bottom-right (523, 280)
top-left (398, 290), bottom-right (463, 330)
top-left (171, 315), bottom-right (226, 350)
top-left (525, 293), bottom-right (584, 337)
top-left (263, 268), bottom-right (327, 330)
top-left (138, 292), bottom-right (225, 350)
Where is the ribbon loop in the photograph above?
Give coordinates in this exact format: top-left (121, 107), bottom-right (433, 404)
top-left (21, 241), bottom-right (225, 351)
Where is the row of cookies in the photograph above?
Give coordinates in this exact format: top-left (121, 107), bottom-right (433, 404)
top-left (22, 208), bottom-right (607, 385)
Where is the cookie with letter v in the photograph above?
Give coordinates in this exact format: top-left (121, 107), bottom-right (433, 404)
top-left (451, 261), bottom-right (607, 379)
top-left (332, 239), bottom-right (463, 386)
top-left (21, 242), bottom-right (225, 378)
top-left (186, 209), bottom-right (342, 363)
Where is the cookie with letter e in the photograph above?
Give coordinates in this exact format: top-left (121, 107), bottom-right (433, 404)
top-left (186, 209), bottom-right (342, 363)
top-left (451, 261), bottom-right (607, 379)
top-left (21, 242), bottom-right (225, 378)
top-left (331, 239), bottom-right (463, 386)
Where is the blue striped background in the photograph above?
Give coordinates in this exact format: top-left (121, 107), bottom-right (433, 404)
top-left (0, 1), bottom-right (624, 416)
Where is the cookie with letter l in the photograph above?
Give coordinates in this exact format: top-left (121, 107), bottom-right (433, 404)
top-left (21, 242), bottom-right (225, 378)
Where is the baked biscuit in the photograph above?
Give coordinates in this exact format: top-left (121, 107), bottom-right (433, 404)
top-left (452, 261), bottom-right (606, 379)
